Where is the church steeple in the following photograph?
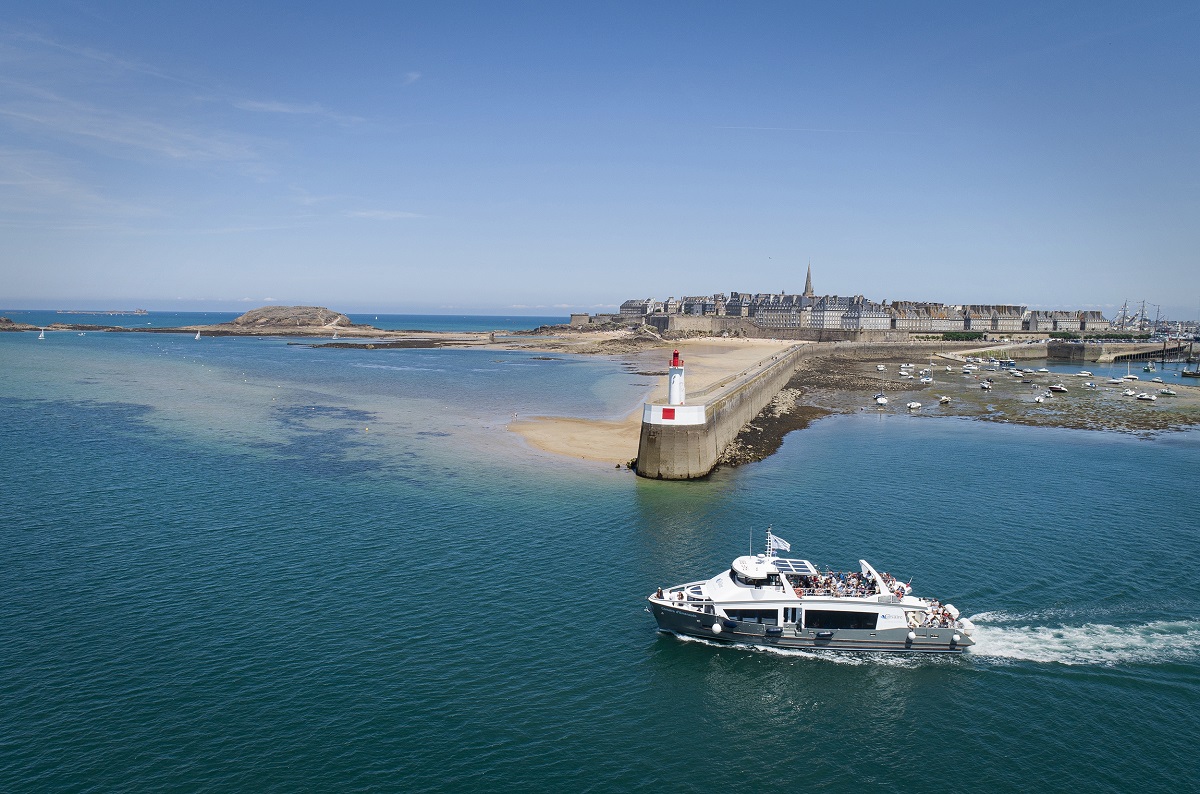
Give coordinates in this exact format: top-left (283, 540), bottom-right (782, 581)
top-left (803, 263), bottom-right (814, 298)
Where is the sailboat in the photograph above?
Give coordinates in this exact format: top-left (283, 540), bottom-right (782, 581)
top-left (195, 330), bottom-right (201, 340)
top-left (38, 328), bottom-right (45, 339)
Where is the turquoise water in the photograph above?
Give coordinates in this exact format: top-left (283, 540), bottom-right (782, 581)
top-left (2, 332), bottom-right (1198, 792)
top-left (1, 310), bottom-right (567, 332)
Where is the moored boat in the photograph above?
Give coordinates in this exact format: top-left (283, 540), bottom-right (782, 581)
top-left (1048, 383), bottom-right (1068, 393)
top-left (648, 530), bottom-right (975, 654)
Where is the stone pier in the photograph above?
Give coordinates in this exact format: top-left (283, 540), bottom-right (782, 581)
top-left (635, 345), bottom-right (807, 480)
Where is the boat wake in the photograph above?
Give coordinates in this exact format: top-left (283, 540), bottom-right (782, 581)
top-left (967, 614), bottom-right (1200, 666)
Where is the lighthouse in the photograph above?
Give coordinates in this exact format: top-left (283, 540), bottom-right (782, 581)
top-left (668, 349), bottom-right (686, 405)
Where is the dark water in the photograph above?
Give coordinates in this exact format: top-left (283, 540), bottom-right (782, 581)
top-left (1, 310), bottom-right (567, 332)
top-left (1, 332), bottom-right (1197, 792)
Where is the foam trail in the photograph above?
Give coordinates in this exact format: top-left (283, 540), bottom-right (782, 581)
top-left (968, 619), bottom-right (1200, 666)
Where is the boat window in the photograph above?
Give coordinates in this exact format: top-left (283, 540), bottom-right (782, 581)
top-left (803, 610), bottom-right (879, 630)
top-left (725, 609), bottom-right (778, 626)
top-left (729, 569), bottom-right (766, 587)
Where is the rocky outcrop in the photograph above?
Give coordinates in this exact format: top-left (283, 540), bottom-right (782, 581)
top-left (229, 306), bottom-right (355, 329)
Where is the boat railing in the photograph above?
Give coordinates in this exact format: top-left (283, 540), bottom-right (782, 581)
top-left (794, 587), bottom-right (881, 599)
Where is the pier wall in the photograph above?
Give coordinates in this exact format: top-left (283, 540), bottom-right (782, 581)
top-left (635, 346), bottom-right (807, 480)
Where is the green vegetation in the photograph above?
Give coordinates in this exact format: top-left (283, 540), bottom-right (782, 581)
top-left (942, 332), bottom-right (985, 341)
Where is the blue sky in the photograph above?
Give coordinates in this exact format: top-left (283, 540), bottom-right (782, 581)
top-left (2, 2), bottom-right (1197, 319)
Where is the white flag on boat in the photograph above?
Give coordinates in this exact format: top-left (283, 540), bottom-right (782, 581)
top-left (770, 534), bottom-right (791, 552)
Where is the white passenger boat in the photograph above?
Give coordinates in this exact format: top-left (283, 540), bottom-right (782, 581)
top-left (1048, 384), bottom-right (1068, 393)
top-left (648, 531), bottom-right (975, 654)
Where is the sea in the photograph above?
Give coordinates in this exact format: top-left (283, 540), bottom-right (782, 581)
top-left (2, 320), bottom-right (1198, 792)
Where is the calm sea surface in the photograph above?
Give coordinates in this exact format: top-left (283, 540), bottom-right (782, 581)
top-left (1, 331), bottom-right (1197, 792)
top-left (1, 310), bottom-right (568, 332)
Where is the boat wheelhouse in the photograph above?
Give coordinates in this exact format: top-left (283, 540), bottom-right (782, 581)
top-left (648, 531), bottom-right (975, 654)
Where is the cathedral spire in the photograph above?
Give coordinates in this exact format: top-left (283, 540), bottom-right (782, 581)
top-left (803, 262), bottom-right (814, 298)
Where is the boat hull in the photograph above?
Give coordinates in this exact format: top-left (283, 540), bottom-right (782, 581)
top-left (650, 600), bottom-right (972, 654)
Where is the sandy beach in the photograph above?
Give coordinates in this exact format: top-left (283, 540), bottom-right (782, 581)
top-left (506, 336), bottom-right (801, 465)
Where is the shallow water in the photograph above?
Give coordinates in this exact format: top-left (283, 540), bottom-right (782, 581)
top-left (1, 332), bottom-right (1197, 791)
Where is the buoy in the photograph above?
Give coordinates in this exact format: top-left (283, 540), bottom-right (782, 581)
top-left (711, 622), bottom-right (723, 635)
top-left (952, 633), bottom-right (961, 643)
top-left (907, 631), bottom-right (916, 641)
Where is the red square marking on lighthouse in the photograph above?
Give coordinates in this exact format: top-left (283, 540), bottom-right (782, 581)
top-left (662, 408), bottom-right (676, 420)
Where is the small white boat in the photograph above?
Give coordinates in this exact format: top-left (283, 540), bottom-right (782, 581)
top-left (876, 364), bottom-right (886, 371)
top-left (1122, 389), bottom-right (1137, 397)
top-left (1076, 371), bottom-right (1093, 377)
top-left (906, 402), bottom-right (922, 410)
top-left (1107, 378), bottom-right (1125, 385)
top-left (944, 366), bottom-right (952, 372)
top-left (1159, 388), bottom-right (1177, 396)
top-left (1151, 377), bottom-right (1163, 383)
top-left (919, 376), bottom-right (933, 384)
top-left (38, 329), bottom-right (45, 340)
top-left (939, 396), bottom-right (951, 404)
top-left (980, 382), bottom-right (992, 390)
top-left (1037, 367), bottom-right (1050, 373)
top-left (874, 393), bottom-right (888, 406)
top-left (1124, 374), bottom-right (1139, 381)
top-left (1048, 384), bottom-right (1068, 393)
top-left (1034, 395), bottom-right (1045, 404)
top-left (195, 330), bottom-right (201, 340)
top-left (1084, 382), bottom-right (1096, 389)
top-left (1136, 392), bottom-right (1157, 401)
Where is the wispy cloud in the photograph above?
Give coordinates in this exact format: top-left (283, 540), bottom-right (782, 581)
top-left (234, 99), bottom-right (364, 125)
top-left (403, 71), bottom-right (421, 86)
top-left (716, 125), bottom-right (919, 135)
top-left (0, 146), bottom-right (155, 218)
top-left (0, 77), bottom-right (258, 163)
top-left (343, 209), bottom-right (425, 220)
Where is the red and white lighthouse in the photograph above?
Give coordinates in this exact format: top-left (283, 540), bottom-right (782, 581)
top-left (668, 349), bottom-right (686, 405)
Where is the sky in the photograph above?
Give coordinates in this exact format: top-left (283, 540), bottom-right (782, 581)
top-left (1, 2), bottom-right (1197, 319)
